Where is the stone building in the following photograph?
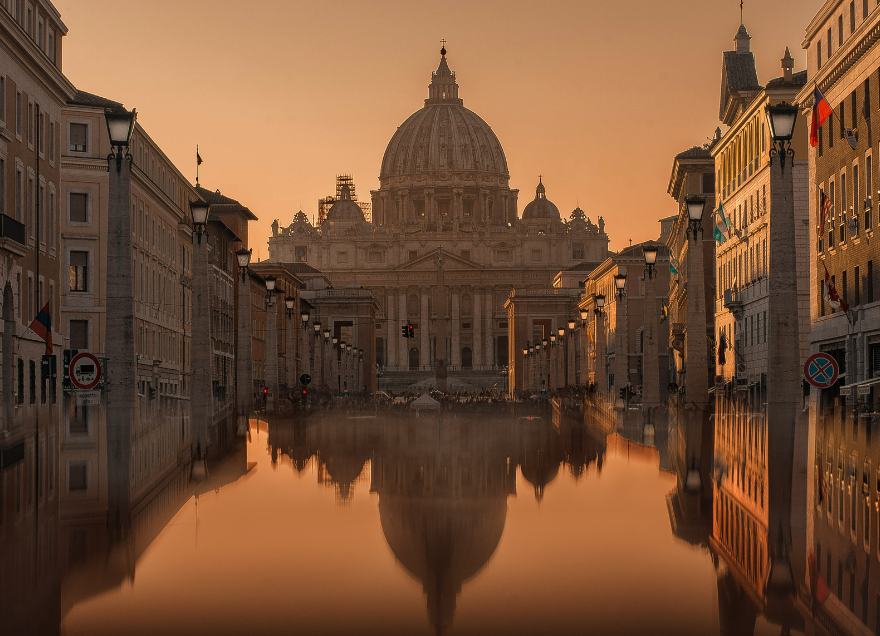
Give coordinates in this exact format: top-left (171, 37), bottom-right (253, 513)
top-left (799, 1), bottom-right (880, 632)
top-left (59, 89), bottom-right (199, 501)
top-left (266, 48), bottom-right (609, 391)
top-left (712, 26), bottom-right (811, 391)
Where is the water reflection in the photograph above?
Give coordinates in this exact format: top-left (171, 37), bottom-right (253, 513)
top-left (9, 394), bottom-right (872, 635)
top-left (269, 407), bottom-right (605, 632)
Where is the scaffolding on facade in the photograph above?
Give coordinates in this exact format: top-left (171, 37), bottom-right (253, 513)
top-left (318, 174), bottom-right (372, 224)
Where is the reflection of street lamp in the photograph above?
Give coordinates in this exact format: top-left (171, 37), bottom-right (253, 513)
top-left (313, 320), bottom-right (321, 339)
top-left (300, 307), bottom-right (310, 331)
top-left (285, 296), bottom-right (296, 319)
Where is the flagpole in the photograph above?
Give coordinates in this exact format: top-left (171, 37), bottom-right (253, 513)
top-left (196, 144), bottom-right (199, 187)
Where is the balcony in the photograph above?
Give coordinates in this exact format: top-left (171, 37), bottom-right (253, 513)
top-left (723, 289), bottom-right (744, 320)
top-left (0, 214), bottom-right (27, 258)
top-left (670, 323), bottom-right (685, 353)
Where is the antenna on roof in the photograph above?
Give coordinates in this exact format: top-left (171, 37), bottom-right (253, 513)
top-left (740, 0), bottom-right (744, 24)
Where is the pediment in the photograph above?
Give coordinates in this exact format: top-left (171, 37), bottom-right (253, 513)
top-left (399, 248), bottom-right (481, 271)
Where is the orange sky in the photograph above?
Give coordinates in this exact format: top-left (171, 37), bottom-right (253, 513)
top-left (53, 0), bottom-right (823, 254)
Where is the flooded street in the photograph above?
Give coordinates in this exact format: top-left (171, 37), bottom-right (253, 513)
top-left (0, 402), bottom-right (815, 636)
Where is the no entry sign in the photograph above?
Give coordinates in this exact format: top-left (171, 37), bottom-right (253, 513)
top-left (69, 352), bottom-right (102, 390)
top-left (804, 353), bottom-right (839, 389)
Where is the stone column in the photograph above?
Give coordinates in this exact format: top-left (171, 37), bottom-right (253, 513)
top-left (106, 156), bottom-right (136, 526)
top-left (487, 291), bottom-right (495, 368)
top-left (420, 287), bottom-right (430, 370)
top-left (399, 287), bottom-right (408, 368)
top-left (685, 236), bottom-right (710, 405)
top-left (287, 312), bottom-right (297, 402)
top-left (765, 148), bottom-right (801, 596)
top-left (191, 233), bottom-right (213, 454)
top-left (265, 296), bottom-right (279, 412)
top-left (643, 273), bottom-right (660, 407)
top-left (2, 282), bottom-right (13, 431)
top-left (387, 288), bottom-right (397, 371)
top-left (595, 312), bottom-right (607, 395)
top-left (451, 287), bottom-right (461, 368)
top-left (236, 273), bottom-right (253, 429)
top-left (615, 286), bottom-right (629, 396)
top-left (473, 287), bottom-right (483, 369)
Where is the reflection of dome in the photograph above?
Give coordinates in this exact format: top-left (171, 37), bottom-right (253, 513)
top-left (324, 185), bottom-right (365, 223)
top-left (319, 453), bottom-right (367, 503)
top-left (379, 49), bottom-right (509, 182)
top-left (520, 448), bottom-right (560, 501)
top-left (522, 177), bottom-right (560, 221)
top-left (379, 496), bottom-right (507, 634)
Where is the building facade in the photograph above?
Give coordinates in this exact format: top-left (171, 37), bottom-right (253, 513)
top-left (800, 1), bottom-right (880, 633)
top-left (266, 49), bottom-right (610, 390)
top-left (712, 28), bottom-right (811, 392)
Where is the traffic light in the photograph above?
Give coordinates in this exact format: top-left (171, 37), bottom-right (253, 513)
top-left (401, 325), bottom-right (409, 338)
top-left (407, 324), bottom-right (415, 339)
top-left (619, 387), bottom-right (626, 399)
top-left (301, 388), bottom-right (308, 403)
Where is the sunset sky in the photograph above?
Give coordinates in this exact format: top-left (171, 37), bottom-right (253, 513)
top-left (54, 0), bottom-right (822, 254)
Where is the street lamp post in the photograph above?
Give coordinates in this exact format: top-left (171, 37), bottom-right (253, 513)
top-left (104, 106), bottom-right (137, 528)
top-left (593, 294), bottom-right (607, 396)
top-left (613, 272), bottom-right (628, 400)
top-left (264, 277), bottom-right (279, 413)
top-left (322, 328), bottom-right (330, 388)
top-left (567, 319), bottom-right (576, 389)
top-left (579, 308), bottom-right (589, 386)
top-left (235, 248), bottom-right (253, 435)
top-left (684, 196), bottom-right (710, 405)
top-left (550, 333), bottom-right (557, 391)
top-left (642, 246), bottom-right (660, 408)
top-left (541, 339), bottom-right (548, 393)
top-left (764, 101), bottom-right (801, 596)
top-left (189, 199), bottom-right (213, 466)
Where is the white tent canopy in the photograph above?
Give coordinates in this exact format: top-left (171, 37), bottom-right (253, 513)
top-left (410, 393), bottom-right (440, 410)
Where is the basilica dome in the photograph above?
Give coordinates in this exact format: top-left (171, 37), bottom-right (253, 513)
top-left (521, 177), bottom-right (561, 221)
top-left (324, 185), bottom-right (365, 223)
top-left (379, 48), bottom-right (509, 183)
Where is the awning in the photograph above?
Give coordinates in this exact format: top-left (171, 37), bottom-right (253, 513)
top-left (839, 376), bottom-right (880, 397)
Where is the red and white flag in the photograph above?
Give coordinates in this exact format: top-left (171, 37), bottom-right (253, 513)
top-left (819, 189), bottom-right (832, 241)
top-left (823, 263), bottom-right (850, 315)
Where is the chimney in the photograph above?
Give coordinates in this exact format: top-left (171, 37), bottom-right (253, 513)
top-left (781, 46), bottom-right (794, 82)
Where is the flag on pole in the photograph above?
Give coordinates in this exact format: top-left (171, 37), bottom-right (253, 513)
top-left (660, 300), bottom-right (669, 324)
top-left (818, 189), bottom-right (832, 242)
top-left (588, 328), bottom-right (594, 345)
top-left (810, 86), bottom-right (834, 147)
top-left (808, 551), bottom-right (831, 606)
top-left (823, 263), bottom-right (850, 315)
top-left (669, 254), bottom-right (680, 275)
top-left (28, 301), bottom-right (53, 355)
top-left (197, 147), bottom-right (203, 166)
top-left (714, 203), bottom-right (732, 244)
top-left (718, 332), bottom-right (727, 365)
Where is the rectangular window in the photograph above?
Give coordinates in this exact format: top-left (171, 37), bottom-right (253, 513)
top-left (828, 27), bottom-right (833, 59)
top-left (17, 358), bottom-right (23, 404)
top-left (851, 1), bottom-right (856, 32)
top-left (0, 76), bottom-right (4, 123)
top-left (854, 167), bottom-right (860, 237)
top-left (15, 91), bottom-right (21, 136)
top-left (69, 123), bottom-right (87, 153)
top-left (841, 172), bottom-right (848, 241)
top-left (867, 156), bottom-right (874, 230)
top-left (864, 0), bottom-right (869, 21)
top-left (572, 243), bottom-right (585, 260)
top-left (819, 124), bottom-right (824, 156)
top-left (68, 464), bottom-right (87, 492)
top-left (49, 121), bottom-right (54, 161)
top-left (870, 261), bottom-right (875, 303)
top-left (843, 270), bottom-right (849, 304)
top-left (856, 265), bottom-right (861, 306)
top-left (818, 40), bottom-right (823, 69)
top-left (69, 319), bottom-right (88, 350)
top-left (531, 249), bottom-right (542, 262)
top-left (69, 251), bottom-right (88, 292)
top-left (839, 14), bottom-right (844, 46)
top-left (27, 101), bottom-right (32, 145)
top-left (38, 111), bottom-right (43, 154)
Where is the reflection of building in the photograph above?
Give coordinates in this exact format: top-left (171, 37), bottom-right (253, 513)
top-left (266, 48), bottom-right (610, 388)
top-left (267, 406), bottom-right (605, 632)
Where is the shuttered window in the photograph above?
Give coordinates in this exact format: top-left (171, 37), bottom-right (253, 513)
top-left (69, 123), bottom-right (87, 152)
top-left (69, 320), bottom-right (88, 350)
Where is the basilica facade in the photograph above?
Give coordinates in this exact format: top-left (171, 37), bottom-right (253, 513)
top-left (267, 48), bottom-right (609, 376)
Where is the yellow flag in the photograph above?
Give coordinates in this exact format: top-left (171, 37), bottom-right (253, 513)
top-left (588, 328), bottom-right (594, 344)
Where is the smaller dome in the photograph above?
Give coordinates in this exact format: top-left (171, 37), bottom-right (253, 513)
top-left (325, 185), bottom-right (365, 223)
top-left (522, 177), bottom-right (560, 221)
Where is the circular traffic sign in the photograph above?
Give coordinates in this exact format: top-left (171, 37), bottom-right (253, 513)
top-left (70, 352), bottom-right (102, 390)
top-left (804, 353), bottom-right (839, 389)
top-left (736, 363), bottom-right (746, 375)
top-left (319, 383), bottom-right (330, 393)
top-left (300, 373), bottom-right (312, 386)
top-left (561, 386), bottom-right (572, 397)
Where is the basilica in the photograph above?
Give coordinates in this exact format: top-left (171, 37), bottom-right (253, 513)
top-left (267, 47), bottom-right (609, 377)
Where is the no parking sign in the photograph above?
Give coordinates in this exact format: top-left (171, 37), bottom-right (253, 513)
top-left (804, 353), bottom-right (839, 389)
